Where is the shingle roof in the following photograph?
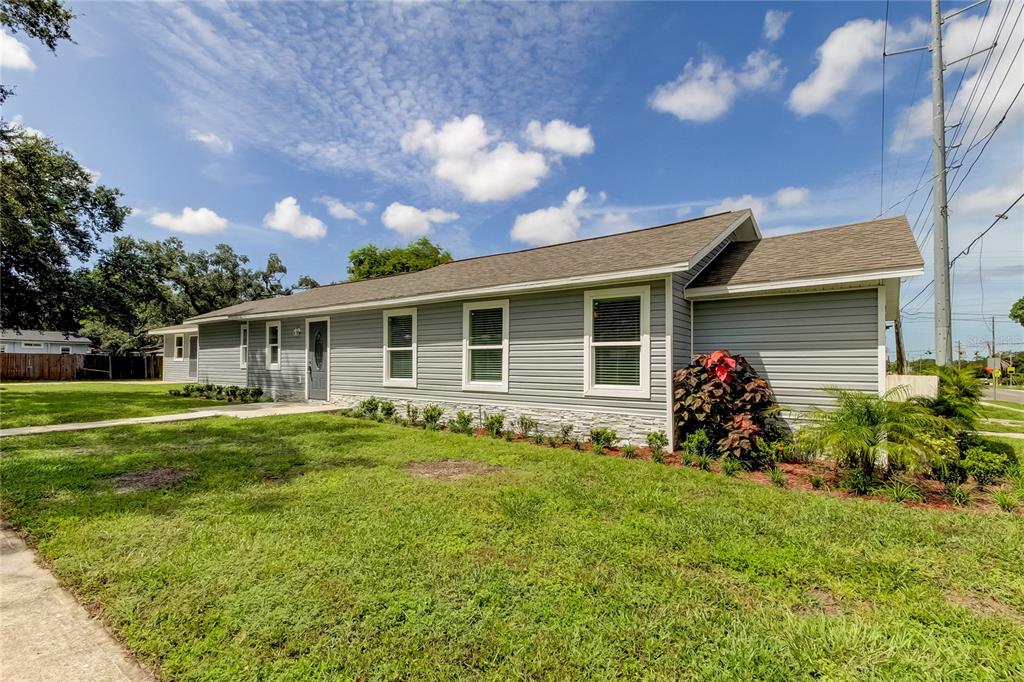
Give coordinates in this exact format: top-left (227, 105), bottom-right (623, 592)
top-left (688, 216), bottom-right (923, 289)
top-left (1, 329), bottom-right (92, 343)
top-left (190, 210), bottom-right (746, 321)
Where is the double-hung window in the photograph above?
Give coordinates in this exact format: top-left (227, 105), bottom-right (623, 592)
top-left (584, 285), bottom-right (650, 398)
top-left (383, 308), bottom-right (416, 386)
top-left (266, 321), bottom-right (281, 370)
top-left (173, 334), bottom-right (184, 361)
top-left (239, 323), bottom-right (248, 369)
top-left (463, 300), bottom-right (509, 392)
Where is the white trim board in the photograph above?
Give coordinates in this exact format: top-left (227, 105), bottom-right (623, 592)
top-left (583, 284), bottom-right (651, 400)
top-left (684, 267), bottom-right (925, 300)
top-left (462, 299), bottom-right (509, 393)
top-left (382, 307), bottom-right (417, 388)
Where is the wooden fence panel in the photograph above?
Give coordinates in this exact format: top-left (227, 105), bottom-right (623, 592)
top-left (1, 353), bottom-right (162, 381)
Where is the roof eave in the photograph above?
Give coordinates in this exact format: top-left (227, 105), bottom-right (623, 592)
top-left (147, 324), bottom-right (199, 335)
top-left (683, 266), bottom-right (925, 300)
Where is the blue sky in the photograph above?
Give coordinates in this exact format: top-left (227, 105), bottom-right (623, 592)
top-left (3, 1), bottom-right (1021, 357)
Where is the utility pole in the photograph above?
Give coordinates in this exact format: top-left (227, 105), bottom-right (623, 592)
top-left (931, 0), bottom-right (953, 365)
top-left (991, 316), bottom-right (997, 399)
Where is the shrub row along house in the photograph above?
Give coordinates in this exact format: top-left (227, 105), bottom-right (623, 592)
top-left (152, 209), bottom-right (923, 447)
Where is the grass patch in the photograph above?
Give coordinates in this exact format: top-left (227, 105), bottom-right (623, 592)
top-left (0, 382), bottom-right (212, 428)
top-left (2, 414), bottom-right (1023, 679)
top-left (979, 403), bottom-right (1024, 425)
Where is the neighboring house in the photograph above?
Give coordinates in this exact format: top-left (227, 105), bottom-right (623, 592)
top-left (0, 330), bottom-right (93, 355)
top-left (151, 210), bottom-right (924, 446)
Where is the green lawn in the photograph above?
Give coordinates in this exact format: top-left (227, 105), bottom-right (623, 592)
top-left (0, 382), bottom-right (212, 429)
top-left (1, 415), bottom-right (1022, 680)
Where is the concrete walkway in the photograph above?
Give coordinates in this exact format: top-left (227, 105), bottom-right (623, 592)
top-left (0, 522), bottom-right (153, 682)
top-left (0, 402), bottom-right (338, 438)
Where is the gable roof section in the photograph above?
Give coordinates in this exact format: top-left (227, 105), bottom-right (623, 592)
top-left (189, 210), bottom-right (748, 321)
top-left (687, 216), bottom-right (924, 292)
top-left (1, 329), bottom-right (92, 344)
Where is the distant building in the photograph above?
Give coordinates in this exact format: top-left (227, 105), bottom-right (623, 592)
top-left (0, 330), bottom-right (93, 355)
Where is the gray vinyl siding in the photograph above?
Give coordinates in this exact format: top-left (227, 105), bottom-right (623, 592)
top-left (162, 333), bottom-right (191, 382)
top-left (672, 240), bottom-right (730, 370)
top-left (243, 318), bottom-right (307, 401)
top-left (194, 321), bottom-right (246, 386)
top-left (329, 280), bottom-right (667, 417)
top-left (692, 288), bottom-right (880, 414)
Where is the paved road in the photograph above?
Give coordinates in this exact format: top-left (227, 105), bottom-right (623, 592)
top-left (0, 523), bottom-right (153, 682)
top-left (986, 387), bottom-right (1024, 404)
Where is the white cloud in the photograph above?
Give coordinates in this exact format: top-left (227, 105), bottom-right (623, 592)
top-left (150, 207), bottom-right (228, 235)
top-left (0, 30), bottom-right (34, 71)
top-left (789, 18), bottom-right (928, 117)
top-left (774, 186), bottom-right (810, 208)
top-left (650, 49), bottom-right (785, 122)
top-left (188, 130), bottom-right (233, 154)
top-left (953, 174), bottom-right (1024, 215)
top-left (126, 3), bottom-right (611, 185)
top-left (315, 196), bottom-right (365, 223)
top-left (9, 115), bottom-right (43, 138)
top-left (402, 114), bottom-right (549, 202)
top-left (704, 194), bottom-right (769, 218)
top-left (263, 197), bottom-right (327, 239)
top-left (381, 202), bottom-right (459, 237)
top-left (524, 119), bottom-right (594, 156)
top-left (511, 187), bottom-right (588, 245)
top-left (763, 10), bottom-right (791, 42)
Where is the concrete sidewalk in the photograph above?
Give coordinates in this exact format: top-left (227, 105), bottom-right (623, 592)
top-left (0, 522), bottom-right (153, 682)
top-left (0, 402), bottom-right (339, 438)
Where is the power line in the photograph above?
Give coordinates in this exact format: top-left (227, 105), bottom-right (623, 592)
top-left (881, 0), bottom-right (891, 215)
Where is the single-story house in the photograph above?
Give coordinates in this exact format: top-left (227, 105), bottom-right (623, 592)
top-left (0, 330), bottom-right (93, 355)
top-left (151, 209), bottom-right (924, 447)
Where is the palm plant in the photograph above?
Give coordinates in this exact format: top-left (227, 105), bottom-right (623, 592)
top-left (798, 388), bottom-right (946, 478)
top-left (915, 365), bottom-right (981, 430)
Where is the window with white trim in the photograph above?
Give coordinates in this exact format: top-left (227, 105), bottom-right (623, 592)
top-left (239, 323), bottom-right (248, 369)
top-left (462, 300), bottom-right (509, 392)
top-left (173, 335), bottom-right (184, 361)
top-left (266, 321), bottom-right (281, 369)
top-left (584, 286), bottom-right (650, 398)
top-left (60, 346), bottom-right (72, 355)
top-left (22, 342), bottom-right (43, 349)
top-left (383, 308), bottom-right (416, 386)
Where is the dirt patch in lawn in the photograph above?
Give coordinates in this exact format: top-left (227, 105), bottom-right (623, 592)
top-left (794, 588), bottom-right (842, 616)
top-left (946, 590), bottom-right (1024, 623)
top-left (113, 467), bottom-right (189, 493)
top-left (406, 459), bottom-right (504, 481)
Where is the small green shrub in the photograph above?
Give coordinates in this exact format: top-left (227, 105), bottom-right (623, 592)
top-left (422, 404), bottom-right (445, 430)
top-left (646, 431), bottom-right (669, 453)
top-left (357, 397), bottom-right (380, 418)
top-left (559, 424), bottom-right (574, 443)
top-left (945, 483), bottom-right (972, 507)
top-left (406, 404), bottom-right (420, 425)
top-left (993, 490), bottom-right (1018, 513)
top-left (589, 428), bottom-right (617, 450)
top-left (768, 466), bottom-right (785, 487)
top-left (621, 444), bottom-right (638, 459)
top-left (722, 458), bottom-right (742, 476)
top-left (515, 414), bottom-right (539, 438)
top-left (379, 400), bottom-right (396, 420)
top-left (533, 433), bottom-right (545, 445)
top-left (546, 435), bottom-right (559, 448)
top-left (963, 447), bottom-right (1008, 487)
top-left (503, 431), bottom-right (514, 442)
top-left (875, 480), bottom-right (923, 503)
top-left (571, 438), bottom-right (582, 451)
top-left (449, 410), bottom-right (474, 435)
top-left (483, 413), bottom-right (505, 438)
top-left (842, 468), bottom-right (875, 496)
top-left (172, 383), bottom-right (260, 403)
top-left (695, 454), bottom-right (712, 471)
top-left (651, 448), bottom-right (665, 464)
top-left (810, 474), bottom-right (824, 489)
top-left (168, 389), bottom-right (181, 397)
top-left (681, 429), bottom-right (712, 459)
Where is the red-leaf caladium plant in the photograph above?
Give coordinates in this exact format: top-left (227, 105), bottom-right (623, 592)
top-left (673, 350), bottom-right (778, 461)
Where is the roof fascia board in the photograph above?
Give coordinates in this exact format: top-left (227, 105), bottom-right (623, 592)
top-left (189, 263), bottom-right (690, 323)
top-left (683, 267), bottom-right (925, 300)
top-left (147, 324), bottom-right (199, 335)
